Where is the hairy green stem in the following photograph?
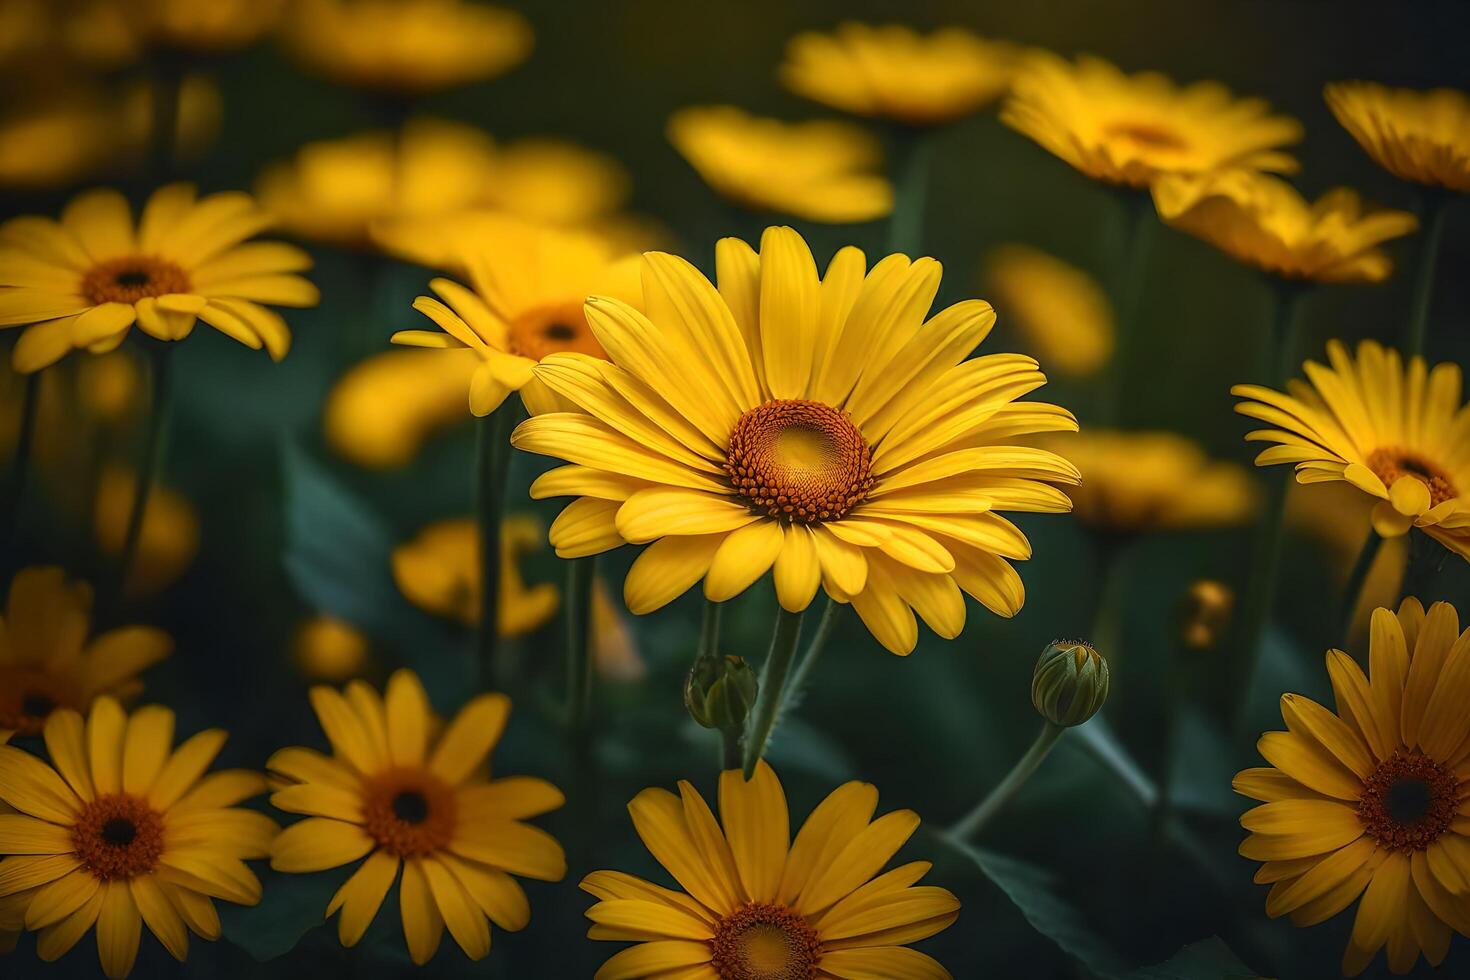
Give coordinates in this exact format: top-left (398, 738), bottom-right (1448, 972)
top-left (112, 346), bottom-right (173, 606)
top-left (475, 406), bottom-right (514, 688)
top-left (1102, 192), bottom-right (1154, 426)
top-left (698, 599), bottom-right (723, 660)
top-left (887, 128), bottom-right (932, 255)
top-left (742, 607), bottom-right (804, 778)
top-left (949, 722), bottom-right (1065, 840)
top-left (1337, 530), bottom-right (1382, 647)
top-left (784, 596), bottom-right (841, 709)
top-left (1405, 193), bottom-right (1447, 358)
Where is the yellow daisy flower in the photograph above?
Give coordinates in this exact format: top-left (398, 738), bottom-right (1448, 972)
top-left (1152, 170), bottom-right (1419, 284)
top-left (390, 215), bottom-right (642, 418)
top-left (323, 349), bottom-right (479, 469)
top-left (0, 183), bottom-right (319, 373)
top-left (292, 616), bottom-right (370, 682)
top-left (94, 466), bottom-right (200, 598)
top-left (104, 0), bottom-right (286, 53)
top-left (982, 244), bottom-right (1113, 377)
top-left (1326, 82), bottom-right (1470, 193)
top-left (1001, 53), bottom-right (1302, 188)
top-left (0, 732), bottom-right (14, 955)
top-left (1235, 598), bottom-right (1470, 976)
top-left (583, 761), bottom-right (958, 980)
top-left (1043, 430), bottom-right (1257, 534)
top-left (257, 119), bottom-right (630, 251)
top-left (280, 0), bottom-right (532, 94)
top-left (667, 106), bottom-right (893, 223)
top-left (267, 670), bottom-right (565, 964)
top-left (780, 22), bottom-right (1023, 127)
top-left (511, 226), bottom-right (1079, 655)
top-left (0, 567), bottom-right (170, 736)
top-left (0, 698), bottom-right (275, 979)
top-left (1233, 339), bottom-right (1470, 556)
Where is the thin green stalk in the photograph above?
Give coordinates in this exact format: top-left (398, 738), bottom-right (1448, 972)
top-left (1101, 192), bottom-right (1154, 426)
top-left (784, 596), bottom-right (841, 709)
top-left (1228, 285), bottom-right (1305, 736)
top-left (1337, 530), bottom-right (1382, 647)
top-left (147, 57), bottom-right (183, 181)
top-left (564, 557), bottom-right (594, 734)
top-left (4, 370), bottom-right (40, 561)
top-left (475, 406), bottom-right (514, 689)
top-left (112, 346), bottom-right (173, 605)
top-left (948, 722), bottom-right (1065, 840)
top-left (887, 128), bottom-right (932, 255)
top-left (1405, 193), bottom-right (1448, 358)
top-left (698, 599), bottom-right (723, 659)
top-left (742, 607), bottom-right (804, 778)
top-left (720, 729), bottom-right (742, 771)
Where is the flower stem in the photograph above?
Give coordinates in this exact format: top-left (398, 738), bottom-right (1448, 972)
top-left (948, 721), bottom-right (1065, 840)
top-left (4, 370), bottom-right (40, 564)
top-left (148, 56), bottom-right (183, 182)
top-left (698, 599), bottom-right (723, 659)
top-left (564, 557), bottom-right (594, 734)
top-left (784, 596), bottom-right (842, 712)
top-left (1405, 192), bottom-right (1447, 359)
top-left (1337, 530), bottom-right (1382, 647)
top-left (112, 345), bottom-right (173, 606)
top-left (1228, 284), bottom-right (1305, 737)
top-left (887, 127), bottom-right (932, 255)
top-left (1102, 191), bottom-right (1154, 426)
top-left (742, 607), bottom-right (804, 778)
top-left (475, 406), bottom-right (514, 689)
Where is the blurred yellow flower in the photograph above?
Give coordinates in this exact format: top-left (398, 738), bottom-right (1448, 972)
top-left (1153, 170), bottom-right (1418, 283)
top-left (259, 119), bottom-right (631, 252)
top-left (292, 615), bottom-right (370, 681)
top-left (0, 731), bottom-right (13, 955)
top-left (1235, 598), bottom-right (1470, 976)
top-left (0, 183), bottom-right (319, 372)
top-left (77, 349), bottom-right (142, 426)
top-left (268, 670), bottom-right (565, 963)
top-left (390, 215), bottom-right (641, 417)
top-left (781, 22), bottom-right (1023, 127)
top-left (583, 761), bottom-right (958, 980)
top-left (324, 349), bottom-right (478, 469)
top-left (0, 698), bottom-right (274, 979)
top-left (514, 226), bottom-right (1080, 655)
top-left (1286, 481), bottom-right (1407, 642)
top-left (1234, 339), bottom-right (1470, 557)
top-left (1326, 82), bottom-right (1470, 193)
top-left (1001, 53), bottom-right (1302, 188)
top-left (280, 0), bottom-right (532, 94)
top-left (1044, 430), bottom-right (1257, 533)
top-left (102, 0), bottom-right (285, 53)
top-left (0, 566), bottom-right (171, 736)
top-left (94, 466), bottom-right (201, 597)
top-left (667, 106), bottom-right (893, 223)
top-left (982, 244), bottom-right (1113, 376)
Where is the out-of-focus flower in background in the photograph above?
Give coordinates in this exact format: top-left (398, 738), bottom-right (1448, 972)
top-left (90, 0), bottom-right (286, 56)
top-left (1325, 81), bottom-right (1470, 193)
top-left (0, 566), bottom-right (171, 735)
top-left (0, 184), bottom-right (318, 371)
top-left (292, 614), bottom-right (371, 681)
top-left (279, 0), bottom-right (532, 94)
top-left (390, 215), bottom-right (641, 416)
top-left (667, 106), bottom-right (894, 222)
top-left (1002, 53), bottom-right (1302, 188)
top-left (324, 348), bottom-right (478, 468)
top-left (94, 466), bottom-right (201, 597)
top-left (982, 243), bottom-right (1114, 377)
top-left (781, 22), bottom-right (1024, 127)
top-left (1043, 429), bottom-right (1258, 534)
top-left (1153, 170), bottom-right (1419, 283)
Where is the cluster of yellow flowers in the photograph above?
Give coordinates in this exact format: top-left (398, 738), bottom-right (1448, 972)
top-left (0, 4), bottom-right (1468, 979)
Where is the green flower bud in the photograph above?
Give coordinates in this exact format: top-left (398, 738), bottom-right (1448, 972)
top-left (685, 655), bottom-right (758, 732)
top-left (1031, 640), bottom-right (1109, 727)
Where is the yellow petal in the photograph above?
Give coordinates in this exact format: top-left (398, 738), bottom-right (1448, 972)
top-left (428, 693), bottom-right (510, 786)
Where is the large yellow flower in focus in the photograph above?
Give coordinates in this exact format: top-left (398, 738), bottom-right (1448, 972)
top-left (1153, 170), bottom-right (1419, 284)
top-left (268, 670), bottom-right (565, 963)
top-left (258, 119), bottom-right (630, 251)
top-left (583, 762), bottom-right (958, 980)
top-left (511, 227), bottom-right (1079, 655)
top-left (982, 244), bottom-right (1113, 377)
top-left (1326, 82), bottom-right (1470, 194)
top-left (1233, 339), bottom-right (1470, 557)
top-left (1001, 53), bottom-right (1302, 188)
top-left (780, 22), bottom-right (1022, 127)
top-left (668, 107), bottom-right (893, 223)
top-left (1044, 430), bottom-right (1257, 534)
top-left (280, 0), bottom-right (532, 94)
top-left (0, 567), bottom-right (170, 736)
top-left (390, 216), bottom-right (642, 417)
top-left (0, 698), bottom-right (275, 979)
top-left (1235, 599), bottom-right (1470, 976)
top-left (0, 183), bottom-right (319, 372)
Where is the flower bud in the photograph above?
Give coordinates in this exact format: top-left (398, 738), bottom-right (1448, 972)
top-left (1178, 579), bottom-right (1234, 651)
top-left (684, 655), bottom-right (758, 732)
top-left (1031, 640), bottom-right (1109, 727)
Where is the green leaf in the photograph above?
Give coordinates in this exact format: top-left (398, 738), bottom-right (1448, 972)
top-left (1125, 936), bottom-right (1257, 979)
top-left (1073, 713), bottom-right (1159, 807)
top-left (220, 866), bottom-right (346, 962)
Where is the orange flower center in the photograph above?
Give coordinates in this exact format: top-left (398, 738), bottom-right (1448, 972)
top-left (1366, 447), bottom-right (1457, 507)
top-left (72, 794), bottom-right (165, 879)
top-left (360, 767), bottom-right (457, 856)
top-left (0, 668), bottom-right (80, 735)
top-left (1104, 120), bottom-right (1189, 152)
top-left (507, 301), bottom-right (605, 362)
top-left (81, 255), bottom-right (191, 305)
top-left (1356, 750), bottom-right (1460, 851)
top-left (725, 399), bottom-right (874, 524)
top-left (710, 902), bottom-right (822, 980)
